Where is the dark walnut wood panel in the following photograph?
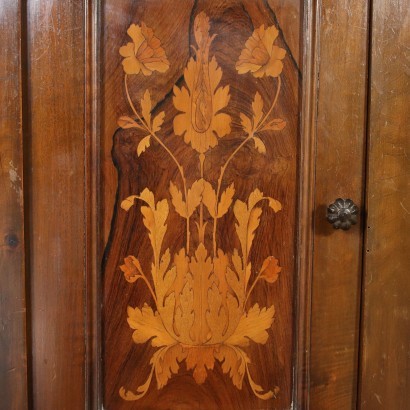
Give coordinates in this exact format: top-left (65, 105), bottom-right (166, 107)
top-left (309, 0), bottom-right (369, 409)
top-left (102, 1), bottom-right (300, 409)
top-left (359, 1), bottom-right (410, 408)
top-left (0, 1), bottom-right (28, 409)
top-left (27, 0), bottom-right (87, 408)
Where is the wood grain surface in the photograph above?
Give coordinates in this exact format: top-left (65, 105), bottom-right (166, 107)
top-left (268, 0), bottom-right (300, 67)
top-left (309, 1), bottom-right (370, 409)
top-left (5, 1), bottom-right (408, 408)
top-left (27, 0), bottom-right (87, 408)
top-left (0, 1), bottom-right (28, 409)
top-left (102, 1), bottom-right (299, 408)
top-left (359, 1), bottom-right (410, 408)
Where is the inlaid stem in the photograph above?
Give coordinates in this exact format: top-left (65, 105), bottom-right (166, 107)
top-left (212, 76), bottom-right (282, 255)
top-left (124, 75), bottom-right (191, 252)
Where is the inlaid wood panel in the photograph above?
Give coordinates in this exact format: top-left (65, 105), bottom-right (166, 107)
top-left (102, 1), bottom-right (300, 409)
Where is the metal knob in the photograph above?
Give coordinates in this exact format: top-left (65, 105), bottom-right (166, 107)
top-left (326, 198), bottom-right (359, 230)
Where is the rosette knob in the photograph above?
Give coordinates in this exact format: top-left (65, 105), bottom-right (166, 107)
top-left (326, 198), bottom-right (359, 230)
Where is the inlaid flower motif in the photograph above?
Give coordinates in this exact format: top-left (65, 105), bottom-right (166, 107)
top-left (117, 12), bottom-right (288, 403)
top-left (236, 25), bottom-right (286, 78)
top-left (173, 12), bottom-right (231, 154)
top-left (119, 23), bottom-right (169, 76)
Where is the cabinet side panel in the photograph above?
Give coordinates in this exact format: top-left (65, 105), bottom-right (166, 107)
top-left (360, 2), bottom-right (410, 408)
top-left (27, 0), bottom-right (87, 407)
top-left (0, 1), bottom-right (28, 408)
top-left (310, 1), bottom-right (370, 408)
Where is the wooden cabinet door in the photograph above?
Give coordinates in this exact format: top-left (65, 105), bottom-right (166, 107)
top-left (98, 1), bottom-right (369, 408)
top-left (0, 0), bottom-right (408, 409)
top-left (101, 2), bottom-right (299, 409)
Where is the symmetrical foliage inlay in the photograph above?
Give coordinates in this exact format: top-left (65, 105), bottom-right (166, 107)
top-left (116, 13), bottom-right (287, 401)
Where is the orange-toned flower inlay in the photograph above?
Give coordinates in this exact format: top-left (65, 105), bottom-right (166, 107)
top-left (120, 23), bottom-right (169, 76)
top-left (236, 25), bottom-right (286, 78)
top-left (117, 12), bottom-right (288, 403)
top-left (173, 13), bottom-right (231, 154)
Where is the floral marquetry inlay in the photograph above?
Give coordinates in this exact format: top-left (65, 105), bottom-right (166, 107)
top-left (115, 12), bottom-right (287, 402)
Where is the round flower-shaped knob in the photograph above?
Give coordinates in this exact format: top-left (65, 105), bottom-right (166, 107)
top-left (326, 198), bottom-right (359, 230)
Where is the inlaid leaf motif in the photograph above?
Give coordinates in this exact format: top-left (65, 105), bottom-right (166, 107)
top-left (127, 304), bottom-right (176, 347)
top-left (231, 248), bottom-right (244, 279)
top-left (240, 113), bottom-right (253, 135)
top-left (174, 281), bottom-right (194, 343)
top-left (233, 198), bottom-right (262, 264)
top-left (248, 188), bottom-right (264, 209)
top-left (156, 249), bottom-right (176, 311)
top-left (140, 197), bottom-right (168, 262)
top-left (120, 195), bottom-right (139, 211)
top-left (247, 208), bottom-right (263, 256)
top-left (214, 345), bottom-right (247, 389)
top-left (153, 345), bottom-right (187, 389)
top-left (268, 197), bottom-right (282, 213)
top-left (139, 188), bottom-right (155, 208)
top-left (226, 267), bottom-right (244, 304)
top-left (189, 244), bottom-right (214, 344)
top-left (246, 369), bottom-right (276, 401)
top-left (137, 135), bottom-right (151, 156)
top-left (224, 292), bottom-right (244, 339)
top-left (217, 183), bottom-right (235, 218)
top-left (120, 374), bottom-right (154, 401)
top-left (169, 181), bottom-right (187, 218)
top-left (234, 188), bottom-right (282, 278)
top-left (160, 292), bottom-right (177, 339)
top-left (260, 118), bottom-right (286, 131)
top-left (185, 346), bottom-right (215, 384)
top-left (158, 248), bottom-right (171, 279)
top-left (170, 180), bottom-right (203, 218)
top-left (252, 92), bottom-right (264, 128)
top-left (120, 344), bottom-right (186, 401)
top-left (225, 303), bottom-right (275, 347)
top-left (213, 250), bottom-right (230, 301)
top-left (117, 12), bottom-right (287, 402)
top-left (152, 111), bottom-right (165, 133)
top-left (118, 115), bottom-right (143, 130)
top-left (202, 180), bottom-right (217, 218)
top-left (206, 283), bottom-right (228, 343)
top-left (171, 248), bottom-right (190, 309)
top-left (171, 250), bottom-right (193, 344)
top-left (122, 188), bottom-right (168, 289)
top-left (253, 136), bottom-right (266, 154)
top-left (187, 179), bottom-right (204, 217)
top-left (141, 89), bottom-right (152, 126)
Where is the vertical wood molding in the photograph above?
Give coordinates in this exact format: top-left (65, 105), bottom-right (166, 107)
top-left (27, 0), bottom-right (87, 407)
top-left (294, 0), bottom-right (318, 407)
top-left (309, 0), bottom-right (370, 408)
top-left (85, 0), bottom-right (101, 407)
top-left (359, 1), bottom-right (410, 408)
top-left (0, 1), bottom-right (28, 409)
